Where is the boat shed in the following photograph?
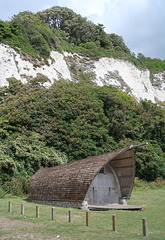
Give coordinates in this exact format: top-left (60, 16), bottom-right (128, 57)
top-left (29, 143), bottom-right (146, 209)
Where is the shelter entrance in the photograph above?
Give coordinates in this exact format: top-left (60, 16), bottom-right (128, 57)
top-left (87, 164), bottom-right (120, 205)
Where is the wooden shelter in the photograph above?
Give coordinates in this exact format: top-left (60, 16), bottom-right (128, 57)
top-left (29, 143), bottom-right (147, 209)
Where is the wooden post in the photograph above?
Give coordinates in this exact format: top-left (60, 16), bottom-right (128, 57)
top-left (52, 207), bottom-right (55, 220)
top-left (142, 218), bottom-right (148, 237)
top-left (86, 210), bottom-right (90, 226)
top-left (8, 201), bottom-right (12, 213)
top-left (21, 203), bottom-right (24, 215)
top-left (112, 214), bottom-right (117, 232)
top-left (69, 209), bottom-right (72, 223)
top-left (36, 205), bottom-right (39, 218)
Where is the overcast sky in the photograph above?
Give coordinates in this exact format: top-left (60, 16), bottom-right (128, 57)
top-left (0, 0), bottom-right (164, 60)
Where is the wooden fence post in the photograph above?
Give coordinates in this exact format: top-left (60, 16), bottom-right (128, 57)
top-left (8, 201), bottom-right (12, 213)
top-left (142, 218), bottom-right (148, 237)
top-left (112, 214), bottom-right (117, 232)
top-left (52, 207), bottom-right (55, 220)
top-left (69, 209), bottom-right (72, 223)
top-left (36, 205), bottom-right (39, 218)
top-left (21, 203), bottom-right (24, 215)
top-left (86, 210), bottom-right (90, 226)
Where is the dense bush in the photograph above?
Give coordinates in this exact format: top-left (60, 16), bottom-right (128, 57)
top-left (0, 78), bottom-right (165, 194)
top-left (0, 11), bottom-right (63, 59)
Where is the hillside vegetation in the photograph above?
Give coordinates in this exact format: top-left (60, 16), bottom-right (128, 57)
top-left (0, 7), bottom-right (165, 196)
top-left (0, 77), bottom-right (165, 196)
top-left (0, 6), bottom-right (165, 72)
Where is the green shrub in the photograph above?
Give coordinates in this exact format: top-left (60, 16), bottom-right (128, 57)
top-left (134, 177), bottom-right (165, 189)
top-left (2, 177), bottom-right (29, 196)
top-left (135, 142), bottom-right (165, 181)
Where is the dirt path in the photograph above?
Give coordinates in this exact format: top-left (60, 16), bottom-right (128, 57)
top-left (0, 217), bottom-right (65, 240)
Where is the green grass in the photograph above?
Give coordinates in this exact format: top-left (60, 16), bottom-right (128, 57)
top-left (0, 187), bottom-right (165, 240)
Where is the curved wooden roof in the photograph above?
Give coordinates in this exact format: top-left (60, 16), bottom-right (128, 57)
top-left (29, 144), bottom-right (144, 202)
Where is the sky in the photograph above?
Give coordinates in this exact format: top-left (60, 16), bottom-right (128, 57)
top-left (0, 0), bottom-right (164, 60)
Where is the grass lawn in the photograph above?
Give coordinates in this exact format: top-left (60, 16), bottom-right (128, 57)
top-left (0, 187), bottom-right (165, 240)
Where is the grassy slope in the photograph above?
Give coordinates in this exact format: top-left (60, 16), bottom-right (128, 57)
top-left (0, 187), bottom-right (165, 240)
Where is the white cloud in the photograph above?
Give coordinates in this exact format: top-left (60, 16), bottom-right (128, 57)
top-left (67, 0), bottom-right (110, 16)
top-left (124, 0), bottom-right (148, 10)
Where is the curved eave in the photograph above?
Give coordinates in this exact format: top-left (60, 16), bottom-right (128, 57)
top-left (87, 146), bottom-right (135, 199)
top-left (109, 149), bottom-right (135, 198)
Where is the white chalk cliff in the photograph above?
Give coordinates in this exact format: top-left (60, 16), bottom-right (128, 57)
top-left (0, 43), bottom-right (165, 103)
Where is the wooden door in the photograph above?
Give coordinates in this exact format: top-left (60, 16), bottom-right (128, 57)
top-left (87, 165), bottom-right (120, 205)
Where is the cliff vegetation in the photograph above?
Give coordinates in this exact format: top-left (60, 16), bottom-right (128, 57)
top-left (0, 6), bottom-right (165, 73)
top-left (0, 7), bottom-right (165, 196)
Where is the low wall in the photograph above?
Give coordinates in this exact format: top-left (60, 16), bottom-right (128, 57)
top-left (31, 200), bottom-right (88, 209)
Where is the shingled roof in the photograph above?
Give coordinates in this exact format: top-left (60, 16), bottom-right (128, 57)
top-left (29, 144), bottom-right (147, 203)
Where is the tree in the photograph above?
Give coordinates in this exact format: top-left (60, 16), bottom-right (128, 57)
top-left (135, 142), bottom-right (165, 181)
top-left (37, 6), bottom-right (108, 47)
top-left (38, 6), bottom-right (76, 30)
top-left (109, 33), bottom-right (130, 54)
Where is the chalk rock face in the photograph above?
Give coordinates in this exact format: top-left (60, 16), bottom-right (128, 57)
top-left (93, 57), bottom-right (164, 102)
top-left (0, 43), bottom-right (165, 103)
top-left (0, 44), bottom-right (72, 86)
